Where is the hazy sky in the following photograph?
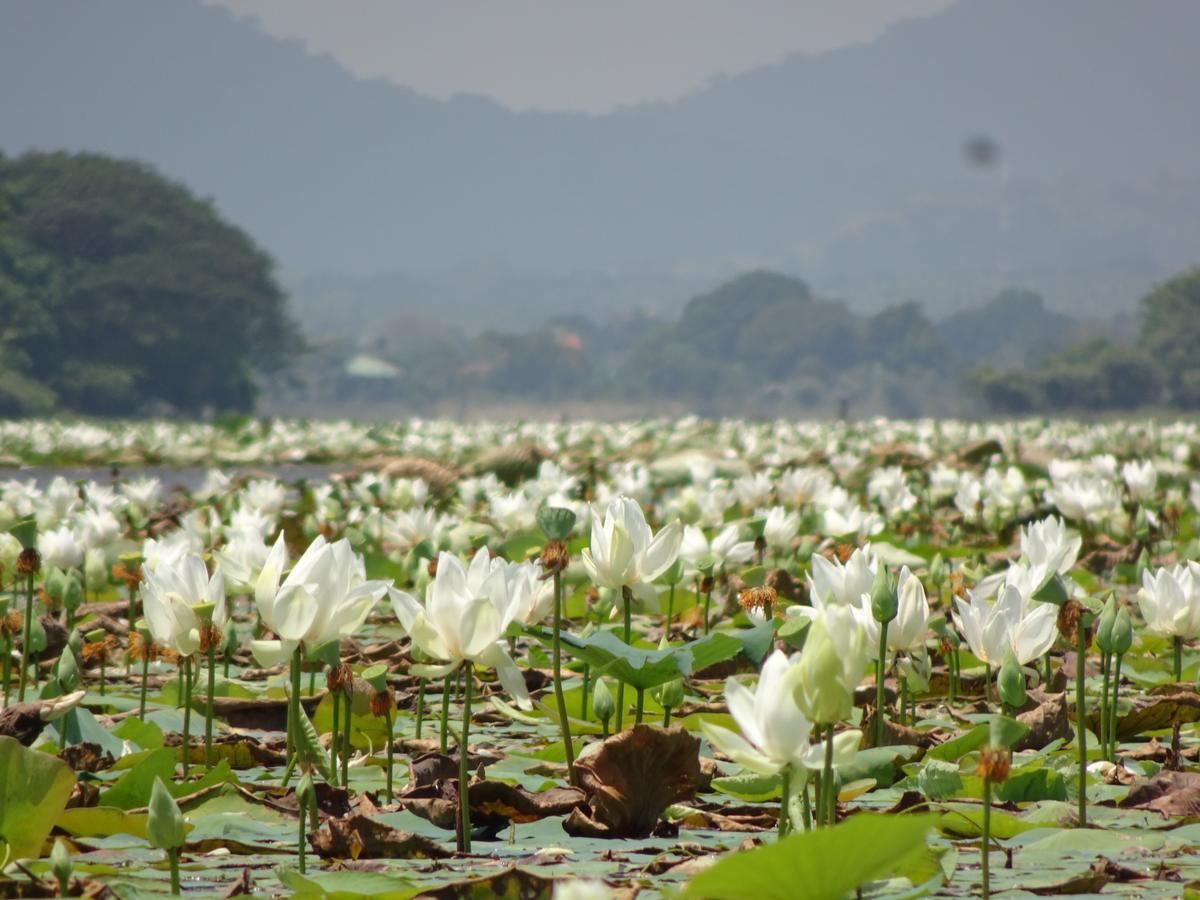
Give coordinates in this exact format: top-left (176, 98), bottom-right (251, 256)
top-left (204, 0), bottom-right (956, 113)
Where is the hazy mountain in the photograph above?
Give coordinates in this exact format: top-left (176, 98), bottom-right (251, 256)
top-left (2, 0), bottom-right (1196, 327)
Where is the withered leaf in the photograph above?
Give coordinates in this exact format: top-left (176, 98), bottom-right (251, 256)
top-left (566, 724), bottom-right (702, 839)
top-left (308, 814), bottom-right (452, 861)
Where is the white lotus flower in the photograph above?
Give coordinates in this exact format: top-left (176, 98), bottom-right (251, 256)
top-left (251, 535), bottom-right (389, 665)
top-left (580, 497), bottom-right (682, 591)
top-left (807, 546), bottom-right (877, 608)
top-left (679, 524), bottom-right (754, 572)
top-left (1122, 460), bottom-right (1158, 503)
top-left (141, 553), bottom-right (227, 657)
top-left (389, 550), bottom-right (532, 708)
top-left (1019, 516), bottom-right (1080, 576)
top-left (761, 506), bottom-right (801, 552)
top-left (40, 525), bottom-right (84, 571)
top-left (953, 584), bottom-right (1057, 666)
top-left (1137, 564), bottom-right (1200, 640)
top-left (700, 650), bottom-right (860, 776)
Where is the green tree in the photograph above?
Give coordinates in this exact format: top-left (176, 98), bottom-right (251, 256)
top-left (0, 151), bottom-right (298, 415)
top-left (1140, 269), bottom-right (1200, 407)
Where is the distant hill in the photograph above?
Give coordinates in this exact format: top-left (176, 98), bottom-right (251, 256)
top-left (2, 0), bottom-right (1197, 326)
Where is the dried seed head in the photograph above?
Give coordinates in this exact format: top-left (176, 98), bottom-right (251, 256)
top-left (327, 662), bottom-right (354, 693)
top-left (370, 687), bottom-right (394, 718)
top-left (538, 539), bottom-right (569, 576)
top-left (198, 623), bottom-right (223, 654)
top-left (16, 548), bottom-right (41, 576)
top-left (738, 586), bottom-right (777, 616)
top-left (129, 632), bottom-right (160, 663)
top-left (976, 746), bottom-right (1011, 783)
top-left (1057, 599), bottom-right (1084, 645)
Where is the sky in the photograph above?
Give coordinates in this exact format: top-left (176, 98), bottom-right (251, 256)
top-left (204, 0), bottom-right (957, 114)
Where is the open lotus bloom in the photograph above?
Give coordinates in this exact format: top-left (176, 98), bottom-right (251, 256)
top-left (250, 534), bottom-right (389, 666)
top-left (953, 584), bottom-right (1057, 667)
top-left (701, 650), bottom-right (860, 776)
top-left (389, 549), bottom-right (533, 709)
top-left (807, 545), bottom-right (877, 608)
top-left (1137, 563), bottom-right (1200, 640)
top-left (141, 553), bottom-right (227, 657)
top-left (581, 496), bottom-right (682, 591)
top-left (1019, 516), bottom-right (1081, 576)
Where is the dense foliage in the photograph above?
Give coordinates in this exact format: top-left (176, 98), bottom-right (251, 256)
top-left (0, 151), bottom-right (298, 417)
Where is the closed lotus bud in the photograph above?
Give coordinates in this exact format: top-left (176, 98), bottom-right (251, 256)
top-left (147, 777), bottom-right (186, 850)
top-left (537, 506), bottom-right (577, 542)
top-left (50, 837), bottom-right (72, 895)
top-left (56, 645), bottom-right (80, 692)
top-left (1112, 606), bottom-right (1133, 655)
top-left (659, 677), bottom-right (684, 711)
top-left (1095, 596), bottom-right (1117, 654)
top-left (929, 553), bottom-right (947, 587)
top-left (792, 608), bottom-right (869, 725)
top-left (63, 572), bottom-right (84, 612)
top-left (870, 566), bottom-right (897, 624)
top-left (998, 647), bottom-right (1026, 710)
top-left (592, 677), bottom-right (615, 727)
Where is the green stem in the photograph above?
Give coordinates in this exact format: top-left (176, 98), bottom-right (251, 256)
top-left (800, 774), bottom-right (813, 832)
top-left (1174, 636), bottom-right (1183, 684)
top-left (1, 635), bottom-right (10, 707)
top-left (440, 674), bottom-right (452, 753)
top-left (415, 678), bottom-right (426, 739)
top-left (385, 705), bottom-right (395, 803)
top-left (298, 796), bottom-right (307, 874)
top-left (616, 587), bottom-right (633, 731)
top-left (18, 573), bottom-right (33, 702)
top-left (1100, 651), bottom-right (1111, 761)
top-left (1076, 623), bottom-right (1088, 827)
top-left (981, 776), bottom-right (992, 900)
top-left (341, 681), bottom-right (351, 787)
top-left (778, 766), bottom-right (791, 837)
top-left (665, 583), bottom-right (675, 637)
top-left (1110, 653), bottom-right (1123, 759)
top-left (551, 570), bottom-right (575, 776)
top-left (580, 664), bottom-right (590, 720)
top-left (875, 623), bottom-right (888, 746)
top-left (205, 641), bottom-right (215, 768)
top-left (181, 657), bottom-right (192, 780)
top-left (168, 847), bottom-right (180, 895)
top-left (330, 690), bottom-right (341, 787)
top-left (458, 662), bottom-right (473, 853)
top-left (822, 724), bottom-right (836, 827)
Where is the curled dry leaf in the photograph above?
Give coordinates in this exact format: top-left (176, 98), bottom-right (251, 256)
top-left (1014, 692), bottom-right (1072, 751)
top-left (565, 724), bottom-right (702, 839)
top-left (308, 814), bottom-right (452, 860)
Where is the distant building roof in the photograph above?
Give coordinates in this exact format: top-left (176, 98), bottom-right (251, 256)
top-left (345, 354), bottom-right (402, 379)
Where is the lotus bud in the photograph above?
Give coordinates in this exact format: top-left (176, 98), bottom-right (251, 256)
top-left (84, 549), bottom-right (108, 592)
top-left (792, 608), bottom-right (869, 725)
top-left (56, 644), bottom-right (80, 692)
top-left (997, 647), bottom-right (1026, 711)
top-left (1094, 596), bottom-right (1117, 654)
top-left (63, 572), bottom-right (84, 614)
top-left (592, 677), bottom-right (614, 731)
top-left (1112, 606), bottom-right (1133, 656)
top-left (147, 776), bottom-right (186, 850)
top-left (661, 559), bottom-right (686, 587)
top-left (929, 553), bottom-right (946, 587)
top-left (50, 837), bottom-right (72, 895)
top-left (537, 506), bottom-right (577, 542)
top-left (659, 677), bottom-right (684, 712)
top-left (870, 565), bottom-right (897, 624)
